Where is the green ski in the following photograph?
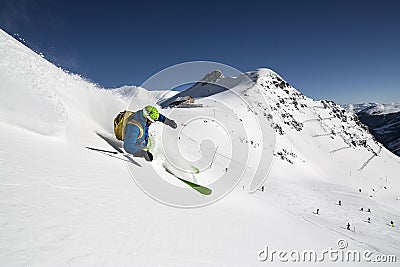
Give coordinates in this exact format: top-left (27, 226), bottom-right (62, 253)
top-left (176, 177), bottom-right (212, 195)
top-left (163, 164), bottom-right (212, 195)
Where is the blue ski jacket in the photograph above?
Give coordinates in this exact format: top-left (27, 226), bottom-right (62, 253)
top-left (123, 109), bottom-right (165, 155)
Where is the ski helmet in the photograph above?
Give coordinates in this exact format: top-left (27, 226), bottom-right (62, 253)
top-left (143, 105), bottom-right (159, 122)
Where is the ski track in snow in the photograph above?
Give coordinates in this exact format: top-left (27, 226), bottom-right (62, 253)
top-left (260, 179), bottom-right (400, 255)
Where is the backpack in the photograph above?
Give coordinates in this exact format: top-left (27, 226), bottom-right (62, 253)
top-left (114, 110), bottom-right (133, 140)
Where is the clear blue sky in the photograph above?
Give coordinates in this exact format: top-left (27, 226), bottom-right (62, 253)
top-left (1, 0), bottom-right (399, 104)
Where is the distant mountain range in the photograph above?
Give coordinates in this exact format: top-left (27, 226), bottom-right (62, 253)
top-left (343, 103), bottom-right (400, 156)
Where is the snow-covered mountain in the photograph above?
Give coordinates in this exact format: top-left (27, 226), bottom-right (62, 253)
top-left (343, 103), bottom-right (400, 157)
top-left (344, 103), bottom-right (400, 115)
top-left (158, 70), bottom-right (228, 108)
top-left (1, 28), bottom-right (400, 266)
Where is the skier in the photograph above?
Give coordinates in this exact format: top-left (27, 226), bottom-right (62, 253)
top-left (338, 200), bottom-right (342, 206)
top-left (346, 223), bottom-right (351, 230)
top-left (114, 105), bottom-right (177, 161)
top-left (390, 221), bottom-right (394, 227)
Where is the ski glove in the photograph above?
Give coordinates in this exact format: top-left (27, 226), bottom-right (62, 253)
top-left (164, 117), bottom-right (177, 129)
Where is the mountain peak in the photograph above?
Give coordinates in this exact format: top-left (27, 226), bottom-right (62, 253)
top-left (199, 70), bottom-right (225, 84)
top-left (245, 68), bottom-right (282, 82)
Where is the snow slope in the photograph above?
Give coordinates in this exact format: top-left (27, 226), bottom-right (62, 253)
top-left (1, 28), bottom-right (400, 266)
